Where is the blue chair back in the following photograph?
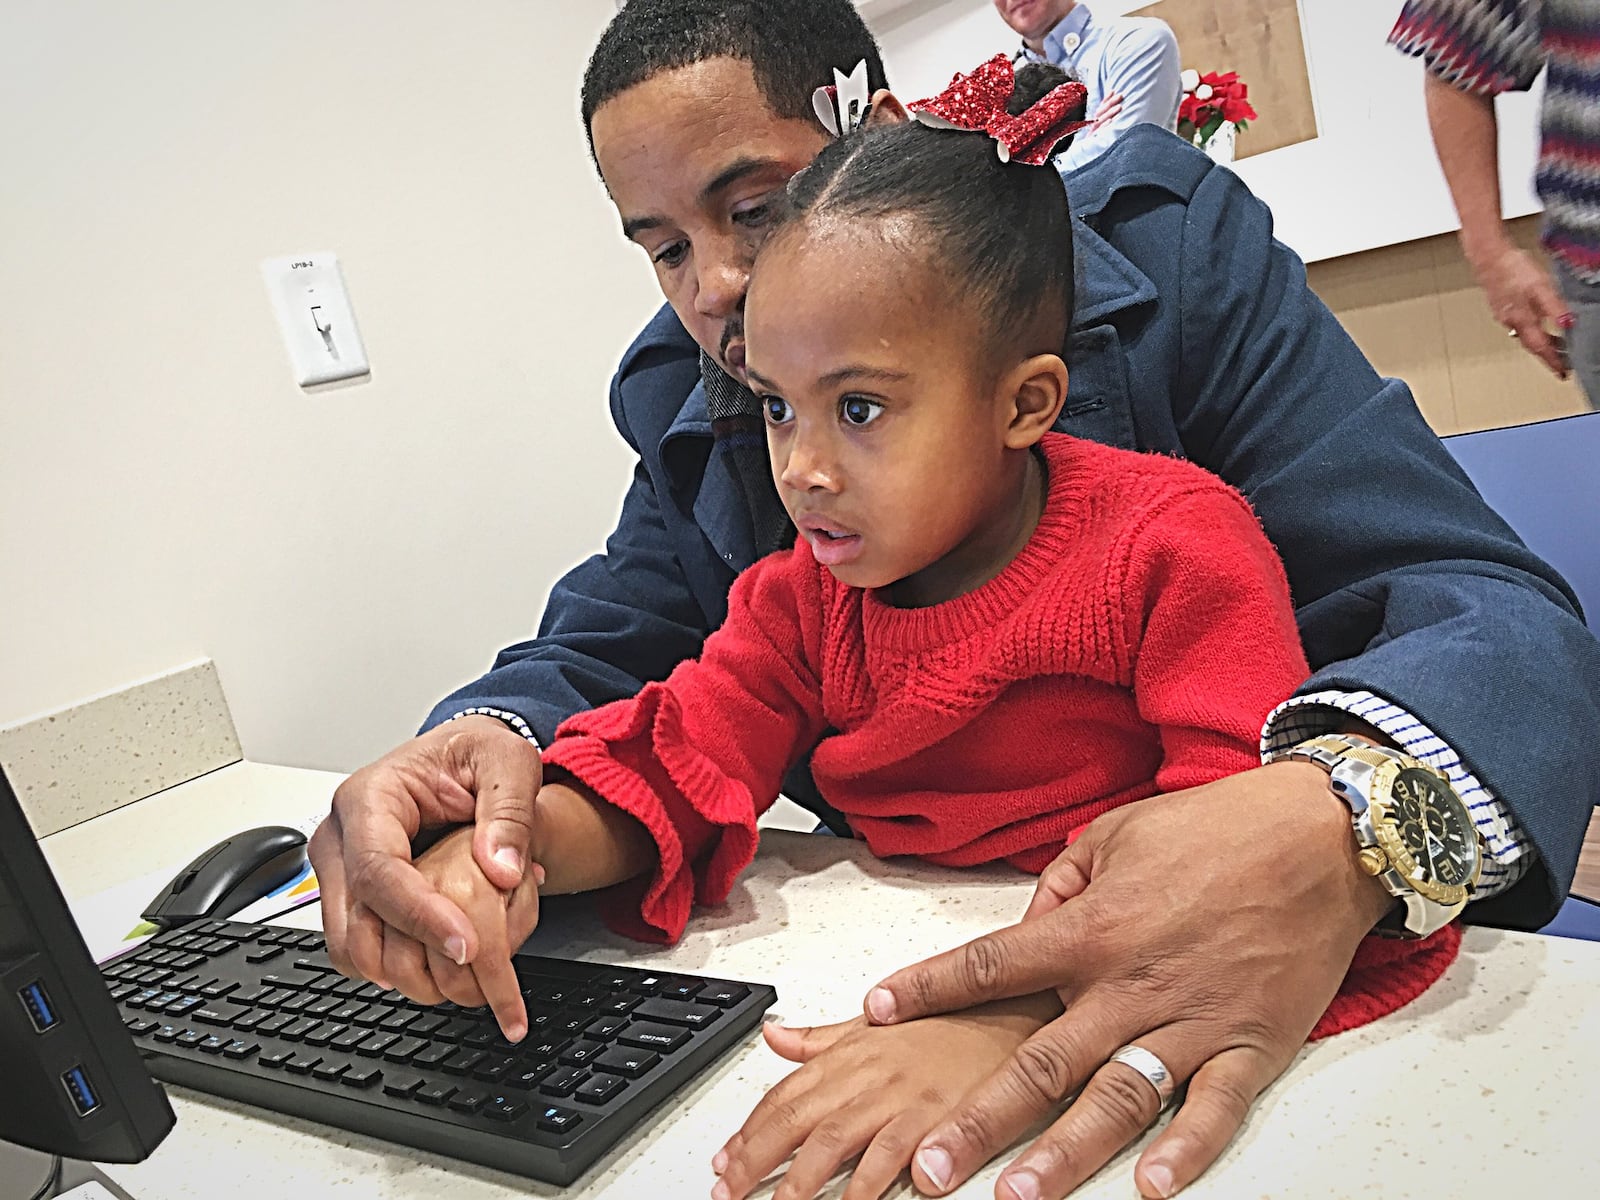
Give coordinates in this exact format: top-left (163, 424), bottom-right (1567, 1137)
top-left (1442, 412), bottom-right (1600, 625)
top-left (1442, 412), bottom-right (1600, 939)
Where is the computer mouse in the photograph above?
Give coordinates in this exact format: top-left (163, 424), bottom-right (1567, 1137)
top-left (142, 825), bottom-right (308, 928)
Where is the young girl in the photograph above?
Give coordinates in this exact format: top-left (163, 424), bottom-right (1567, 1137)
top-left (418, 58), bottom-right (1461, 1200)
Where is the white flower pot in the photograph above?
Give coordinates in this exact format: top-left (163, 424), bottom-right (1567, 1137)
top-left (1202, 122), bottom-right (1236, 165)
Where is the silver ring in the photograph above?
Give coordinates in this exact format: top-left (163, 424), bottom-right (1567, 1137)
top-left (1108, 1044), bottom-right (1177, 1114)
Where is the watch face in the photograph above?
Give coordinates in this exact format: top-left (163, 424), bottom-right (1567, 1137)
top-left (1386, 766), bottom-right (1479, 891)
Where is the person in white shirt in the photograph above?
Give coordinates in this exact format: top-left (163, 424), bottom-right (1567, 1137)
top-left (995, 0), bottom-right (1180, 172)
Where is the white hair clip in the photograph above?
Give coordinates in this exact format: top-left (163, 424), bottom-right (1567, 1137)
top-left (812, 59), bottom-right (872, 137)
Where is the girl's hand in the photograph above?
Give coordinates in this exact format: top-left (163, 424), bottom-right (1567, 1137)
top-left (409, 824), bottom-right (545, 1041)
top-left (711, 994), bottom-right (1060, 1200)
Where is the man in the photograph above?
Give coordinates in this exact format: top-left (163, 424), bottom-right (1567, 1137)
top-left (311, 3), bottom-right (1599, 1199)
top-left (1391, 0), bottom-right (1598, 406)
top-left (995, 0), bottom-right (1180, 172)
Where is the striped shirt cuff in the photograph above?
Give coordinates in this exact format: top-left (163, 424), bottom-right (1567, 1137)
top-left (1261, 690), bottom-right (1533, 898)
top-left (445, 707), bottom-right (541, 747)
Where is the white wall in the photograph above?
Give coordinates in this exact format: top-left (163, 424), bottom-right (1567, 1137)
top-left (0, 1), bottom-right (662, 771)
top-left (871, 0), bottom-right (1544, 262)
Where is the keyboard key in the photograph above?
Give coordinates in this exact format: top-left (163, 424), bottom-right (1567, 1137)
top-left (698, 983), bottom-right (751, 1008)
top-left (284, 1054), bottom-right (322, 1075)
top-left (537, 1105), bottom-right (582, 1134)
top-left (280, 993), bottom-right (318, 1014)
top-left (308, 975), bottom-right (344, 995)
top-left (538, 1068), bottom-right (586, 1098)
top-left (257, 1046), bottom-right (294, 1068)
top-left (342, 1064), bottom-right (381, 1089)
top-left (415, 1082), bottom-right (457, 1106)
top-left (175, 1029), bottom-right (208, 1048)
top-left (257, 1013), bottom-right (296, 1036)
top-left (628, 974), bottom-right (666, 995)
top-left (331, 1026), bottom-right (370, 1051)
top-left (406, 1013), bottom-right (447, 1038)
top-left (383, 1037), bottom-right (426, 1064)
top-left (350, 1004), bottom-right (391, 1027)
top-left (593, 1047), bottom-right (660, 1079)
top-left (505, 1060), bottom-right (555, 1090)
top-left (312, 1060), bottom-right (348, 1082)
top-left (600, 994), bottom-right (640, 1016)
top-left (245, 946), bottom-right (284, 964)
top-left (232, 1008), bottom-right (272, 1032)
top-left (434, 1018), bottom-right (478, 1044)
top-left (574, 1073), bottom-right (627, 1105)
top-left (559, 1040), bottom-right (606, 1067)
top-left (279, 1018), bottom-right (322, 1043)
top-left (659, 978), bottom-right (702, 1001)
top-left (382, 1074), bottom-right (424, 1098)
top-left (618, 1022), bottom-right (690, 1053)
top-left (126, 1018), bottom-right (159, 1036)
top-left (633, 997), bottom-right (721, 1029)
top-left (448, 1088), bottom-right (488, 1114)
top-left (165, 995), bottom-right (205, 1017)
top-left (293, 957), bottom-right (332, 974)
top-left (260, 970), bottom-right (323, 993)
top-left (153, 1024), bottom-right (181, 1043)
top-left (584, 1015), bottom-right (630, 1041)
top-left (462, 1026), bottom-right (498, 1049)
top-left (355, 1032), bottom-right (399, 1057)
top-left (197, 1034), bottom-right (229, 1054)
top-left (332, 978), bottom-right (366, 998)
top-left (472, 1054), bottom-right (517, 1082)
top-left (555, 1014), bottom-right (589, 1036)
top-left (198, 979), bottom-right (238, 999)
top-left (378, 1009), bottom-right (419, 1033)
top-left (195, 1002), bottom-right (250, 1027)
top-left (109, 983), bottom-right (141, 1002)
top-left (328, 1002), bottom-right (367, 1024)
top-left (222, 1040), bottom-right (258, 1060)
top-left (442, 1049), bottom-right (486, 1076)
top-left (410, 1043), bottom-right (454, 1069)
top-left (527, 1035), bottom-right (571, 1061)
top-left (485, 1095), bottom-right (530, 1121)
top-left (355, 983), bottom-right (388, 1002)
top-left (304, 1022), bottom-right (350, 1048)
top-left (305, 995), bottom-right (342, 1016)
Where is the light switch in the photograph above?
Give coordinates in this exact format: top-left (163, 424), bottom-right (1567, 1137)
top-left (261, 252), bottom-right (370, 386)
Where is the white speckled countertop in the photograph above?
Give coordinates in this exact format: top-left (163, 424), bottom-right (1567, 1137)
top-left (41, 763), bottom-right (1600, 1199)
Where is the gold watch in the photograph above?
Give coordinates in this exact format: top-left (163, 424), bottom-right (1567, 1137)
top-left (1288, 734), bottom-right (1482, 938)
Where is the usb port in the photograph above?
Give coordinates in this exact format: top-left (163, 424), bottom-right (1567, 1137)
top-left (17, 980), bottom-right (57, 1032)
top-left (61, 1066), bottom-right (100, 1117)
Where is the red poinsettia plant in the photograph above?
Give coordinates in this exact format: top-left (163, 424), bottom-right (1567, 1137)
top-left (1176, 68), bottom-right (1259, 147)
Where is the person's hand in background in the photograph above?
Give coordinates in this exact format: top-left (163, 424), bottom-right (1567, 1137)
top-left (1466, 237), bottom-right (1574, 379)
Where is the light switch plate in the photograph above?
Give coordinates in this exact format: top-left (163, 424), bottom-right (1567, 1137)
top-left (261, 252), bottom-right (370, 386)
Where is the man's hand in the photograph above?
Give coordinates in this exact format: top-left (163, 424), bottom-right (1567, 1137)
top-left (859, 762), bottom-right (1395, 1200)
top-left (410, 826), bottom-right (545, 1041)
top-left (310, 715), bottom-right (541, 991)
top-left (1467, 239), bottom-right (1574, 379)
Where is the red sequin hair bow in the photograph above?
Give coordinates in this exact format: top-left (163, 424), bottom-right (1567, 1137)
top-left (909, 54), bottom-right (1090, 166)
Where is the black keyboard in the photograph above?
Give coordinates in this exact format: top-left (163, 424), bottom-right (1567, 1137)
top-left (101, 920), bottom-right (776, 1184)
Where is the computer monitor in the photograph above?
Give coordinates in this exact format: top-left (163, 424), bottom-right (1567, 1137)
top-left (0, 766), bottom-right (174, 1198)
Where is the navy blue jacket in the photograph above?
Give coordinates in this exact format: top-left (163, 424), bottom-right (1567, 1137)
top-left (429, 127), bottom-right (1600, 929)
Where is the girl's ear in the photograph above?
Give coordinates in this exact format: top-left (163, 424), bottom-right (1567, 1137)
top-left (1001, 354), bottom-right (1069, 449)
top-left (866, 89), bottom-right (910, 127)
